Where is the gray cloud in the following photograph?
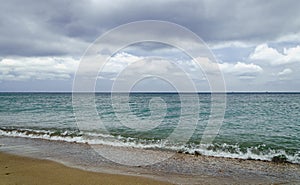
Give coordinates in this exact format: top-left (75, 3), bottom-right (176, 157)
top-left (1, 0), bottom-right (300, 91)
top-left (1, 0), bottom-right (300, 57)
top-left (0, 0), bottom-right (88, 57)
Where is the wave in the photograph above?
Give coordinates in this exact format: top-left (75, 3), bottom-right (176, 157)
top-left (0, 127), bottom-right (299, 164)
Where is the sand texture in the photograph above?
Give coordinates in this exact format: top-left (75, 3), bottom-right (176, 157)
top-left (0, 152), bottom-right (172, 185)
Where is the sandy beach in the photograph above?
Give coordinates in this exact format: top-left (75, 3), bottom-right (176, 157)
top-left (0, 152), bottom-right (172, 185)
top-left (1, 136), bottom-right (300, 185)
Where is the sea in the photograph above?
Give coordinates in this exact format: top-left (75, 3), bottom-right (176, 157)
top-left (0, 92), bottom-right (299, 164)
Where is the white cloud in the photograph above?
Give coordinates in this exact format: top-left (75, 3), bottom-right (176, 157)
top-left (276, 32), bottom-right (300, 43)
top-left (250, 44), bottom-right (300, 65)
top-left (0, 53), bottom-right (195, 82)
top-left (100, 53), bottom-right (207, 81)
top-left (102, 52), bottom-right (144, 73)
top-left (99, 53), bottom-right (264, 83)
top-left (219, 62), bottom-right (263, 78)
top-left (277, 68), bottom-right (293, 80)
top-left (0, 57), bottom-right (79, 81)
top-left (193, 57), bottom-right (220, 74)
top-left (278, 68), bottom-right (292, 76)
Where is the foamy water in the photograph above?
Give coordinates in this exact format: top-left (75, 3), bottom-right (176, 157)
top-left (0, 93), bottom-right (299, 163)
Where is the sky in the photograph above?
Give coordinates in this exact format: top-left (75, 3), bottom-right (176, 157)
top-left (0, 0), bottom-right (300, 92)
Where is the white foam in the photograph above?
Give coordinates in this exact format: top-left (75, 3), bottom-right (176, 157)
top-left (184, 143), bottom-right (300, 164)
top-left (1, 128), bottom-right (299, 164)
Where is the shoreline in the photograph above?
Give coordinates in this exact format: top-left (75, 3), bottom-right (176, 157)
top-left (1, 136), bottom-right (300, 184)
top-left (1, 127), bottom-right (299, 165)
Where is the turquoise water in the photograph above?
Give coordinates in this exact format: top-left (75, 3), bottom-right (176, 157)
top-left (0, 93), bottom-right (299, 163)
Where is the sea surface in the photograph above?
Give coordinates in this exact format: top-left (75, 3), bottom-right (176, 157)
top-left (0, 92), bottom-right (299, 164)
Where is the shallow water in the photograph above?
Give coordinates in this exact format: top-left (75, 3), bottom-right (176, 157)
top-left (0, 92), bottom-right (299, 163)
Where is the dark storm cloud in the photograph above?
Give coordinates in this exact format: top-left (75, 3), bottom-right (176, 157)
top-left (62, 0), bottom-right (300, 42)
top-left (1, 0), bottom-right (300, 57)
top-left (0, 0), bottom-right (88, 57)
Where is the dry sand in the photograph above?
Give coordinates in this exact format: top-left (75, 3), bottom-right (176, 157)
top-left (0, 152), bottom-right (172, 185)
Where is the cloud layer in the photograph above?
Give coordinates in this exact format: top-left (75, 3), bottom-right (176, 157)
top-left (0, 57), bottom-right (78, 81)
top-left (1, 0), bottom-right (300, 57)
top-left (1, 0), bottom-right (300, 91)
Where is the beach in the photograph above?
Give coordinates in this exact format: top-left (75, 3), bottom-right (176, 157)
top-left (1, 136), bottom-right (300, 185)
top-left (0, 152), bottom-right (171, 185)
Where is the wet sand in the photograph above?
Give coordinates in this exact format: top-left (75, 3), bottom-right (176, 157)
top-left (1, 136), bottom-right (300, 185)
top-left (0, 152), bottom-right (172, 185)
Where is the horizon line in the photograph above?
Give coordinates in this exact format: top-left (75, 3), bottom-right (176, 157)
top-left (1, 91), bottom-right (300, 94)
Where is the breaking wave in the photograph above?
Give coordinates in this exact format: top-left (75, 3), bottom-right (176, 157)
top-left (0, 127), bottom-right (299, 164)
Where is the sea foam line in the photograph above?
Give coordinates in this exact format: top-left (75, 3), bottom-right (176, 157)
top-left (0, 128), bottom-right (299, 164)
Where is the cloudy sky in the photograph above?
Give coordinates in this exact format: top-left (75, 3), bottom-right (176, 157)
top-left (1, 0), bottom-right (300, 92)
